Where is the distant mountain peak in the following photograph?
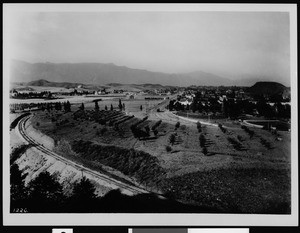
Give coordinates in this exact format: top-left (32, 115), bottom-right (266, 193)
top-left (10, 59), bottom-right (251, 87)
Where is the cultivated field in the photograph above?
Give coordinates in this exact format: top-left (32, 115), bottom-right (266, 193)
top-left (25, 98), bottom-right (291, 214)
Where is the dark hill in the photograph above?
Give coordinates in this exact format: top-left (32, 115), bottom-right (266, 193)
top-left (27, 79), bottom-right (104, 90)
top-left (247, 81), bottom-right (287, 95)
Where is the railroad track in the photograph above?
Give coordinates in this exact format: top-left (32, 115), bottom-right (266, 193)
top-left (17, 114), bottom-right (148, 195)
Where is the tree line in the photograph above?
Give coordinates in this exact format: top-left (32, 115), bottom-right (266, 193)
top-left (168, 92), bottom-right (291, 120)
top-left (10, 101), bottom-right (71, 113)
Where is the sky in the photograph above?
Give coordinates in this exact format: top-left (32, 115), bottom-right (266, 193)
top-left (6, 7), bottom-right (291, 85)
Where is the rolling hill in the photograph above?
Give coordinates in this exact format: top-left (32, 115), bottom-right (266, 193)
top-left (10, 60), bottom-right (234, 87)
top-left (247, 81), bottom-right (288, 96)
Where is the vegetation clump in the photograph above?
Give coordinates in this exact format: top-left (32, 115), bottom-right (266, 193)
top-left (218, 123), bottom-right (227, 133)
top-left (166, 145), bottom-right (172, 152)
top-left (241, 125), bottom-right (254, 138)
top-left (196, 121), bottom-right (202, 133)
top-left (71, 140), bottom-right (166, 188)
top-left (151, 120), bottom-right (162, 131)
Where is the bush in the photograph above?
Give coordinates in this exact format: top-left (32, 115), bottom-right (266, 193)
top-left (227, 137), bottom-right (244, 151)
top-left (199, 134), bottom-right (206, 147)
top-left (197, 121), bottom-right (202, 132)
top-left (175, 121), bottom-right (180, 129)
top-left (218, 123), bottom-right (227, 133)
top-left (241, 125), bottom-right (255, 138)
top-left (100, 127), bottom-right (108, 135)
top-left (180, 125), bottom-right (187, 130)
top-left (166, 145), bottom-right (172, 152)
top-left (237, 135), bottom-right (244, 142)
top-left (152, 120), bottom-right (162, 131)
top-left (169, 134), bottom-right (176, 145)
top-left (202, 147), bottom-right (208, 155)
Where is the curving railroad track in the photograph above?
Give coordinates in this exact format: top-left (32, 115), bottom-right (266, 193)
top-left (17, 114), bottom-right (148, 195)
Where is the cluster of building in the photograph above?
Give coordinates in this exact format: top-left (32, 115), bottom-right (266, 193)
top-left (171, 85), bottom-right (291, 120)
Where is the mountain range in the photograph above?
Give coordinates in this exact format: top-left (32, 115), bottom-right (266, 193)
top-left (10, 60), bottom-right (287, 87)
top-left (10, 60), bottom-right (237, 87)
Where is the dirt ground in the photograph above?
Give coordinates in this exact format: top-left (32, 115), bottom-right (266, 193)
top-left (15, 98), bottom-right (291, 213)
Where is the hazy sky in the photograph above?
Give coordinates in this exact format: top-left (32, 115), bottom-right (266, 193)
top-left (8, 10), bottom-right (290, 84)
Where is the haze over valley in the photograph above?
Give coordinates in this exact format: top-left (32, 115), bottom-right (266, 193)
top-left (10, 59), bottom-right (289, 87)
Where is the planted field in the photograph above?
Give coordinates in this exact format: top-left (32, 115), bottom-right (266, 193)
top-left (29, 103), bottom-right (291, 213)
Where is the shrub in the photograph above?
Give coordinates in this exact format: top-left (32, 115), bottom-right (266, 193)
top-left (241, 125), bottom-right (255, 138)
top-left (218, 123), bottom-right (227, 133)
top-left (227, 137), bottom-right (244, 151)
top-left (237, 135), bottom-right (244, 142)
top-left (100, 127), bottom-right (108, 135)
top-left (153, 129), bottom-right (158, 137)
top-left (151, 120), bottom-right (162, 131)
top-left (199, 134), bottom-right (206, 147)
top-left (169, 134), bottom-right (176, 145)
top-left (202, 146), bottom-right (208, 155)
top-left (260, 138), bottom-right (273, 149)
top-left (180, 125), bottom-right (186, 130)
top-left (166, 145), bottom-right (172, 152)
top-left (197, 121), bottom-right (202, 132)
top-left (175, 121), bottom-right (180, 130)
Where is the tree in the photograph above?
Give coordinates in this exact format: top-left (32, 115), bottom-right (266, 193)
top-left (79, 103), bottom-right (85, 111)
top-left (66, 101), bottom-right (71, 112)
top-left (27, 171), bottom-right (64, 212)
top-left (175, 121), bottom-right (180, 130)
top-left (169, 133), bottom-right (176, 145)
top-left (131, 127), bottom-right (149, 139)
top-left (140, 105), bottom-right (143, 111)
top-left (145, 125), bottom-right (150, 135)
top-left (46, 103), bottom-right (51, 112)
top-left (197, 121), bottom-right (202, 132)
top-left (122, 103), bottom-right (125, 110)
top-left (166, 145), bottom-right (172, 152)
top-left (153, 129), bottom-right (158, 137)
top-left (202, 146), bottom-right (208, 155)
top-left (199, 134), bottom-right (206, 147)
top-left (95, 101), bottom-right (99, 111)
top-left (105, 105), bottom-right (108, 110)
top-left (10, 164), bottom-right (28, 212)
top-left (110, 104), bottom-right (113, 111)
top-left (118, 99), bottom-right (122, 111)
top-left (72, 177), bottom-right (97, 201)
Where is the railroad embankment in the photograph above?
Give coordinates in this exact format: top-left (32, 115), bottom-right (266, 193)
top-left (11, 116), bottom-right (136, 197)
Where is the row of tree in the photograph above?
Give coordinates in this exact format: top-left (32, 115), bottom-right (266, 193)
top-left (10, 101), bottom-right (71, 112)
top-left (78, 99), bottom-right (126, 112)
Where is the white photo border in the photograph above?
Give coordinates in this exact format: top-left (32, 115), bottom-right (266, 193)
top-left (2, 3), bottom-right (298, 226)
